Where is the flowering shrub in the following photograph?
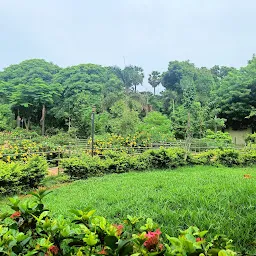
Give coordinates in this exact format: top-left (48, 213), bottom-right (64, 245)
top-left (89, 132), bottom-right (175, 155)
top-left (0, 190), bottom-right (237, 255)
top-left (0, 139), bottom-right (64, 163)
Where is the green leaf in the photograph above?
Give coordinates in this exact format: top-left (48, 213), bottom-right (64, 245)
top-left (105, 235), bottom-right (118, 250)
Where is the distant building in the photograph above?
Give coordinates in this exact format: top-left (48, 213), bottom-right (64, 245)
top-left (225, 127), bottom-right (252, 145)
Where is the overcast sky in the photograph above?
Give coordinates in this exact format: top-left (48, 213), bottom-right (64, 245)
top-left (0, 0), bottom-right (255, 92)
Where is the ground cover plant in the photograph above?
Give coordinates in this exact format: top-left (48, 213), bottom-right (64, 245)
top-left (0, 189), bottom-right (238, 255)
top-left (5, 165), bottom-right (252, 254)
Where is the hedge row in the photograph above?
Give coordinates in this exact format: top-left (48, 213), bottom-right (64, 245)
top-left (61, 148), bottom-right (256, 179)
top-left (0, 156), bottom-right (48, 195)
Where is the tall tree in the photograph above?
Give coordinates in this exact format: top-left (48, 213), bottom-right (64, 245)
top-left (148, 71), bottom-right (161, 95)
top-left (111, 65), bottom-right (144, 92)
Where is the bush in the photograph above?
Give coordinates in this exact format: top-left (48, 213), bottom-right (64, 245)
top-left (61, 156), bottom-right (105, 179)
top-left (61, 151), bottom-right (149, 179)
top-left (62, 147), bottom-right (256, 180)
top-left (239, 150), bottom-right (256, 166)
top-left (143, 147), bottom-right (187, 169)
top-left (245, 132), bottom-right (256, 144)
top-left (216, 149), bottom-right (240, 167)
top-left (0, 156), bottom-right (48, 195)
top-left (189, 150), bottom-right (216, 165)
top-left (0, 190), bottom-right (238, 256)
top-left (21, 155), bottom-right (48, 188)
top-left (0, 161), bottom-right (23, 194)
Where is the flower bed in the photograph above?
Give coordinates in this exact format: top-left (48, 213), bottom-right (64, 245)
top-left (0, 190), bottom-right (237, 255)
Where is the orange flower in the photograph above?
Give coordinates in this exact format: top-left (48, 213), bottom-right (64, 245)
top-left (196, 237), bottom-right (204, 242)
top-left (244, 174), bottom-right (251, 179)
top-left (98, 248), bottom-right (108, 255)
top-left (10, 211), bottom-right (21, 219)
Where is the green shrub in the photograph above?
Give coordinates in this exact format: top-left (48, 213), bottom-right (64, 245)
top-left (143, 147), bottom-right (187, 169)
top-left (129, 154), bottom-right (149, 171)
top-left (189, 150), bottom-right (216, 165)
top-left (240, 150), bottom-right (256, 166)
top-left (62, 148), bottom-right (256, 180)
top-left (0, 190), bottom-right (238, 256)
top-left (0, 162), bottom-right (23, 194)
top-left (21, 155), bottom-right (48, 188)
top-left (216, 149), bottom-right (240, 167)
top-left (61, 150), bottom-right (150, 179)
top-left (245, 132), bottom-right (256, 144)
top-left (61, 156), bottom-right (105, 179)
top-left (0, 156), bottom-right (47, 195)
top-left (199, 130), bottom-right (232, 149)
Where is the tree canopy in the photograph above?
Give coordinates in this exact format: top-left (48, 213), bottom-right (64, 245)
top-left (1, 55), bottom-right (255, 138)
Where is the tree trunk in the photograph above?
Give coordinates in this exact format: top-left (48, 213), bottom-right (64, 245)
top-left (214, 115), bottom-right (217, 133)
top-left (68, 103), bottom-right (71, 131)
top-left (40, 104), bottom-right (46, 136)
top-left (172, 99), bottom-right (175, 114)
top-left (134, 84), bottom-right (137, 93)
top-left (153, 87), bottom-right (155, 96)
top-left (24, 117), bottom-right (31, 131)
top-left (16, 109), bottom-right (20, 128)
top-left (184, 111), bottom-right (192, 160)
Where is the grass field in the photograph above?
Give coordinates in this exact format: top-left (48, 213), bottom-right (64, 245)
top-left (1, 165), bottom-right (256, 253)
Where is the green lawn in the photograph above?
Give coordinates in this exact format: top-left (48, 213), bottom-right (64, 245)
top-left (1, 165), bottom-right (256, 253)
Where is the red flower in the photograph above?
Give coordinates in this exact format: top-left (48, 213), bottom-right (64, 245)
top-left (113, 224), bottom-right (123, 236)
top-left (143, 229), bottom-right (162, 251)
top-left (98, 248), bottom-right (108, 255)
top-left (49, 245), bottom-right (59, 255)
top-left (196, 237), bottom-right (204, 242)
top-left (10, 211), bottom-right (21, 219)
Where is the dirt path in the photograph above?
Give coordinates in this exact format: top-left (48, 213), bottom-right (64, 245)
top-left (48, 167), bottom-right (61, 176)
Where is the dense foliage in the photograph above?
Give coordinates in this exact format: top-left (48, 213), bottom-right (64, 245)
top-left (0, 190), bottom-right (237, 255)
top-left (60, 147), bottom-right (256, 180)
top-left (1, 56), bottom-right (256, 139)
top-left (0, 156), bottom-right (47, 195)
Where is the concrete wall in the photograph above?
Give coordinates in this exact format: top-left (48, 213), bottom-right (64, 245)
top-left (225, 128), bottom-right (252, 145)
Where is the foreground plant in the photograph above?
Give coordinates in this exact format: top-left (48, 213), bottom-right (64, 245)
top-left (0, 190), bottom-right (238, 255)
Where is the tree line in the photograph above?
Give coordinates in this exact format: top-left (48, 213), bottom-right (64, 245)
top-left (0, 55), bottom-right (256, 139)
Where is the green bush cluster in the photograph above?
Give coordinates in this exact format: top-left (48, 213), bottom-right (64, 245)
top-left (0, 190), bottom-right (237, 255)
top-left (0, 156), bottom-right (47, 195)
top-left (61, 148), bottom-right (187, 179)
top-left (190, 148), bottom-right (256, 167)
top-left (61, 148), bottom-right (256, 180)
top-left (61, 151), bottom-right (149, 179)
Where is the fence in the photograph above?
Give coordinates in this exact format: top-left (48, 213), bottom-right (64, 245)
top-left (0, 137), bottom-right (249, 167)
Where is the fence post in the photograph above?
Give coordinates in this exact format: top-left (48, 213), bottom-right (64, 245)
top-left (68, 142), bottom-right (71, 158)
top-left (58, 146), bottom-right (61, 175)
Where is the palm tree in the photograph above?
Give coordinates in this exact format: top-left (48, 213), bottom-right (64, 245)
top-left (148, 71), bottom-right (161, 95)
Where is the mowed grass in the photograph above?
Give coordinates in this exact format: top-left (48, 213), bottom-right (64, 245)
top-left (1, 165), bottom-right (256, 252)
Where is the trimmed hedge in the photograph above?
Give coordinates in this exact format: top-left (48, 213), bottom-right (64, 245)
top-left (61, 148), bottom-right (256, 180)
top-left (0, 156), bottom-right (47, 195)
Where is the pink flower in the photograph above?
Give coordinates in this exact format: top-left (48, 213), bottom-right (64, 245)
top-left (143, 229), bottom-right (162, 251)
